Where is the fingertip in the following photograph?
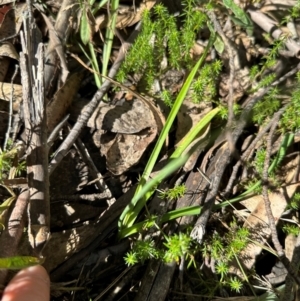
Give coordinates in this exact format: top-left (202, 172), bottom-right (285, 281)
top-left (2, 265), bottom-right (50, 301)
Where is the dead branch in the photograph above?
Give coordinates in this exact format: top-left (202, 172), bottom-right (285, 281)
top-left (20, 9), bottom-right (50, 254)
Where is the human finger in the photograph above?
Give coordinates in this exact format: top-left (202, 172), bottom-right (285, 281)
top-left (2, 265), bottom-right (50, 301)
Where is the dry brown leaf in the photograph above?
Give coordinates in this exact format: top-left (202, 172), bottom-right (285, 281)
top-left (0, 82), bottom-right (23, 111)
top-left (230, 151), bottom-right (300, 276)
top-left (93, 99), bottom-right (155, 134)
top-left (95, 0), bottom-right (156, 31)
top-left (90, 97), bottom-right (158, 175)
top-left (230, 183), bottom-right (299, 276)
top-left (241, 153), bottom-right (300, 211)
top-left (105, 128), bottom-right (157, 175)
top-left (285, 232), bottom-right (297, 261)
top-left (0, 3), bottom-right (27, 40)
top-left (0, 43), bottom-right (19, 81)
top-left (0, 42), bottom-right (19, 60)
top-left (0, 4), bottom-right (10, 25)
top-left (0, 0), bottom-right (16, 4)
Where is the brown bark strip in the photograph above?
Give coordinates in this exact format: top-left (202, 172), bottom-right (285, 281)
top-left (0, 189), bottom-right (29, 285)
top-left (20, 9), bottom-right (50, 254)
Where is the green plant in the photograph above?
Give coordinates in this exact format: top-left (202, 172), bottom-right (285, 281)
top-left (0, 148), bottom-right (12, 180)
top-left (282, 224), bottom-right (300, 236)
top-left (288, 192), bottom-right (300, 210)
top-left (159, 184), bottom-right (187, 201)
top-left (191, 60), bottom-right (223, 103)
top-left (116, 8), bottom-right (155, 85)
top-left (124, 251), bottom-right (138, 266)
top-left (77, 0), bottom-right (119, 88)
top-left (119, 205), bottom-right (201, 238)
top-left (218, 103), bottom-right (241, 120)
top-left (110, 2), bottom-right (298, 296)
top-left (0, 146), bottom-right (25, 181)
top-left (163, 232), bottom-right (194, 263)
top-left (205, 221), bottom-right (249, 261)
top-left (160, 90), bottom-right (174, 108)
top-left (253, 148), bottom-right (267, 175)
top-left (290, 0), bottom-right (300, 18)
top-left (281, 72), bottom-right (300, 132)
top-left (118, 33), bottom-right (218, 234)
top-left (216, 261), bottom-right (229, 280)
top-left (124, 232), bottom-right (197, 268)
top-left (222, 0), bottom-right (253, 35)
top-left (0, 256), bottom-right (44, 270)
top-left (116, 1), bottom-right (207, 90)
top-left (228, 277), bottom-right (243, 293)
top-left (252, 87), bottom-right (281, 125)
top-left (124, 239), bottom-right (161, 266)
top-left (201, 221), bottom-right (250, 292)
top-left (249, 36), bottom-right (285, 86)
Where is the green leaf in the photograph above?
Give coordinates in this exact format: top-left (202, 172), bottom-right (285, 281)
top-left (89, 43), bottom-right (102, 88)
top-left (80, 10), bottom-right (91, 45)
top-left (92, 0), bottom-right (109, 13)
top-left (0, 256), bottom-right (44, 270)
top-left (171, 107), bottom-right (220, 159)
top-left (119, 202), bottom-right (201, 238)
top-left (222, 0), bottom-right (253, 35)
top-left (118, 155), bottom-right (190, 233)
top-left (214, 34), bottom-right (225, 53)
top-left (102, 0), bottom-right (119, 76)
top-left (118, 32), bottom-right (216, 232)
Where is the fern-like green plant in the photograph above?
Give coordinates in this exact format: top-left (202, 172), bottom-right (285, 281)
top-left (281, 72), bottom-right (300, 132)
top-left (191, 60), bottom-right (222, 103)
top-left (116, 0), bottom-right (207, 90)
top-left (252, 87), bottom-right (281, 125)
top-left (159, 184), bottom-right (187, 201)
top-left (200, 220), bottom-right (250, 292)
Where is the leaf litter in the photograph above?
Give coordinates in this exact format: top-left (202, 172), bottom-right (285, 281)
top-left (0, 0), bottom-right (300, 300)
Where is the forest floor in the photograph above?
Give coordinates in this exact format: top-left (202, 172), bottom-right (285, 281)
top-left (1, 0), bottom-right (300, 300)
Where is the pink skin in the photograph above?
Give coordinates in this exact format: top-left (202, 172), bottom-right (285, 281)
top-left (2, 265), bottom-right (50, 301)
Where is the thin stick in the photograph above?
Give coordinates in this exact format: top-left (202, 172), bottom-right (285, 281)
top-left (191, 62), bottom-right (300, 244)
top-left (48, 21), bottom-right (142, 175)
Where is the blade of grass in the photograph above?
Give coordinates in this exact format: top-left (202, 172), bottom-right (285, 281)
top-left (118, 32), bottom-right (216, 231)
top-left (119, 154), bottom-right (190, 232)
top-left (138, 33), bottom-right (216, 188)
top-left (102, 0), bottom-right (119, 77)
top-left (77, 42), bottom-right (102, 88)
top-left (233, 252), bottom-right (257, 297)
top-left (89, 43), bottom-right (102, 87)
top-left (171, 107), bottom-right (220, 159)
top-left (118, 108), bottom-right (215, 231)
top-left (119, 132), bottom-right (293, 238)
top-left (119, 205), bottom-right (201, 238)
top-left (0, 256), bottom-right (44, 270)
